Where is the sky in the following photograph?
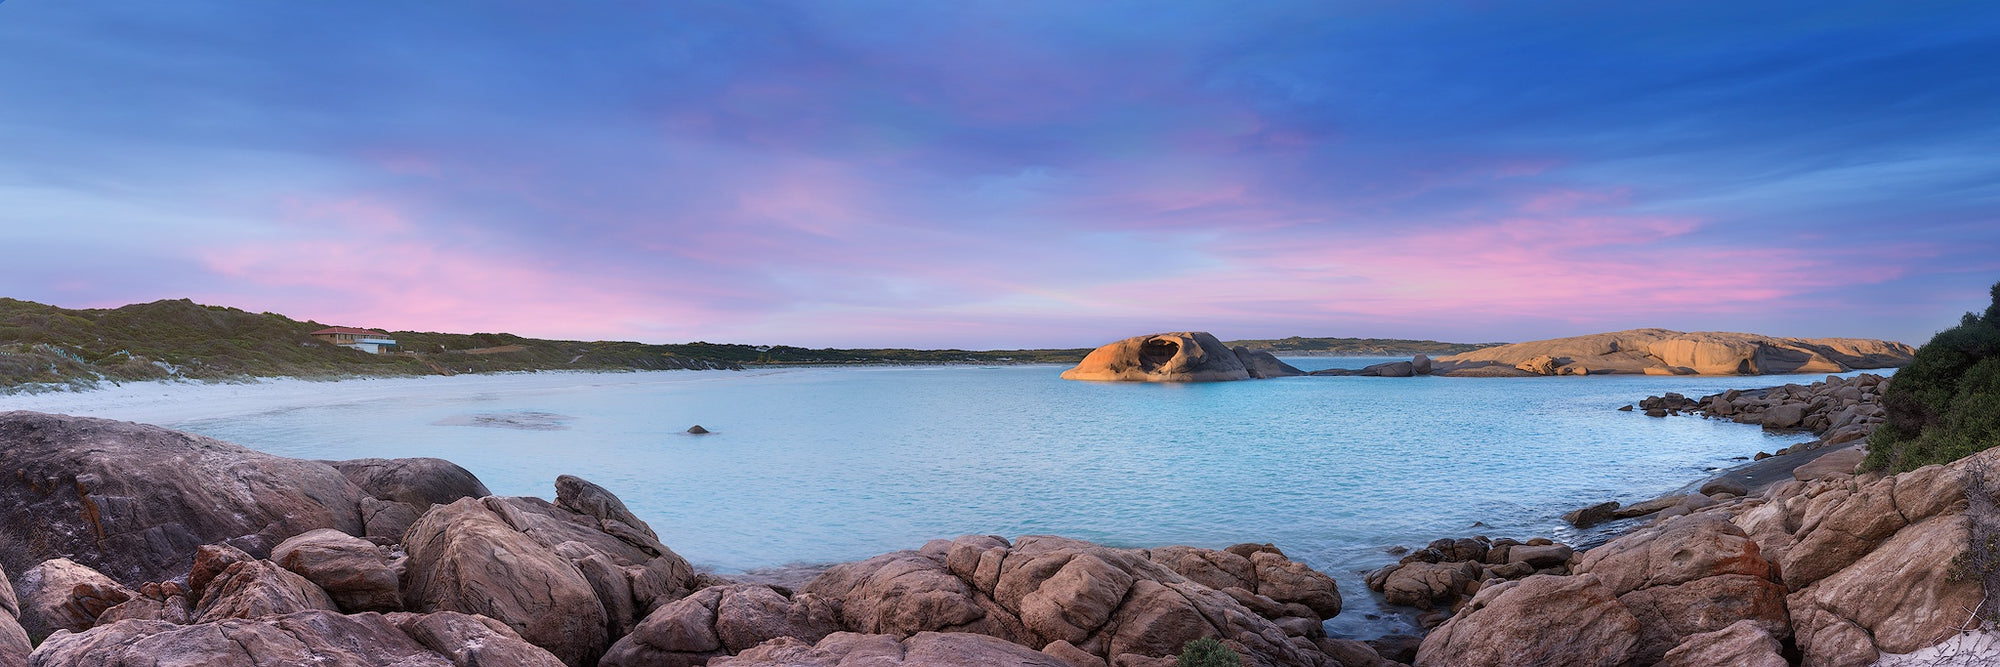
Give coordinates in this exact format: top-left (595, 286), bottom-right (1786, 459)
top-left (2, 2), bottom-right (1997, 348)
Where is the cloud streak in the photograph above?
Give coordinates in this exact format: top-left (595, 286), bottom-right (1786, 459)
top-left (0, 1), bottom-right (1994, 347)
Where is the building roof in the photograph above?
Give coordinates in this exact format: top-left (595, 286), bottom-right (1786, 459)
top-left (311, 327), bottom-right (391, 336)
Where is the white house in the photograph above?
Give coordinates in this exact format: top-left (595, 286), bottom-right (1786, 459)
top-left (310, 327), bottom-right (398, 354)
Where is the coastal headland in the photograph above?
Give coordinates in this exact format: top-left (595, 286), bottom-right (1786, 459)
top-left (1060, 329), bottom-right (1913, 382)
top-left (0, 297), bottom-right (1483, 392)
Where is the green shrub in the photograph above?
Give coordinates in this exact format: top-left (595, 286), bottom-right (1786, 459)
top-left (1866, 280), bottom-right (2000, 472)
top-left (1176, 637), bottom-right (1241, 667)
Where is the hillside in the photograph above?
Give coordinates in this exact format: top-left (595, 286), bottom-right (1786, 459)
top-left (1224, 335), bottom-right (1500, 356)
top-left (0, 298), bottom-right (1098, 389)
top-left (0, 298), bottom-right (1504, 390)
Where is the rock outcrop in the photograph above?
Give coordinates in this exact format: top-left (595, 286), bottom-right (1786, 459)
top-left (1363, 536), bottom-right (1576, 624)
top-left (14, 558), bottom-right (134, 641)
top-left (801, 535), bottom-right (1349, 667)
top-left (1061, 332), bottom-right (1259, 382)
top-left (0, 412), bottom-right (370, 585)
top-left (1413, 574), bottom-right (1640, 667)
top-left (599, 584), bottom-right (842, 667)
top-left (710, 631), bottom-right (1074, 667)
top-left (1432, 329), bottom-right (1912, 377)
top-left (1408, 446), bottom-right (1991, 666)
top-left (0, 566), bottom-right (25, 667)
top-left (322, 457), bottom-right (491, 540)
top-left (30, 609), bottom-right (565, 667)
top-left (401, 485), bottom-right (700, 666)
top-left (271, 529), bottom-right (404, 613)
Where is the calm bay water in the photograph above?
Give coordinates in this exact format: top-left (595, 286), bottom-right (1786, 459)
top-left (113, 361), bottom-right (1858, 636)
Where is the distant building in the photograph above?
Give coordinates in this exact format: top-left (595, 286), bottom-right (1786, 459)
top-left (310, 327), bottom-right (398, 354)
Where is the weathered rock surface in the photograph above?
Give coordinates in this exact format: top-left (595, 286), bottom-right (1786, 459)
top-left (0, 565), bottom-right (26, 667)
top-left (599, 584), bottom-right (842, 667)
top-left (401, 480), bottom-right (699, 666)
top-left (389, 610), bottom-right (570, 667)
top-left (556, 474), bottom-right (661, 543)
top-left (1060, 332), bottom-right (1252, 382)
top-left (1364, 536), bottom-right (1574, 620)
top-left (30, 609), bottom-right (565, 666)
top-left (802, 535), bottom-right (1343, 666)
top-left (1658, 619), bottom-right (1788, 667)
top-left (191, 557), bottom-right (338, 623)
top-left (322, 457), bottom-right (491, 511)
top-left (710, 631), bottom-right (1073, 667)
top-left (1413, 574), bottom-right (1640, 667)
top-left (1400, 439), bottom-right (1991, 666)
top-left (1432, 329), bottom-right (1912, 376)
top-left (0, 412), bottom-right (370, 585)
top-left (14, 558), bottom-right (133, 641)
top-left (401, 497), bottom-right (612, 666)
top-left (323, 457), bottom-right (491, 540)
top-left (271, 528), bottom-right (403, 613)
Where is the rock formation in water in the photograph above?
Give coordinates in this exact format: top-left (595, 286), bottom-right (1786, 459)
top-left (1430, 329), bottom-right (1913, 377)
top-left (1061, 332), bottom-right (1305, 382)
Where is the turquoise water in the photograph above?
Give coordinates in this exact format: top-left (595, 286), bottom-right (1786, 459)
top-left (163, 360), bottom-right (1854, 636)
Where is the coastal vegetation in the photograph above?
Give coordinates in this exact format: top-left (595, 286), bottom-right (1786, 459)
top-left (1213, 336), bottom-right (1495, 356)
top-left (0, 297), bottom-right (1489, 390)
top-left (1865, 281), bottom-right (2000, 472)
top-left (1175, 638), bottom-right (1242, 666)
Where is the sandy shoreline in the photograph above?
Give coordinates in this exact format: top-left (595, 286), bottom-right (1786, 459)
top-left (0, 369), bottom-right (763, 426)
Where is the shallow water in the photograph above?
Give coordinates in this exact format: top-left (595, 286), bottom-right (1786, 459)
top-left (3, 361), bottom-right (1873, 636)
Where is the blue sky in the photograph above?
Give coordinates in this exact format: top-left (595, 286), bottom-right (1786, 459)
top-left (2, 2), bottom-right (1995, 347)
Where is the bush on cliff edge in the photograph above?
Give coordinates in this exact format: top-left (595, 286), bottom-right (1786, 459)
top-left (1865, 280), bottom-right (2000, 473)
top-left (1176, 638), bottom-right (1242, 667)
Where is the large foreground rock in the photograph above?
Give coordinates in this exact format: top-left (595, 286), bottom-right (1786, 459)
top-left (1414, 574), bottom-right (1640, 667)
top-left (802, 535), bottom-right (1341, 667)
top-left (0, 412), bottom-right (370, 585)
top-left (401, 482), bottom-right (699, 666)
top-left (1432, 329), bottom-right (1912, 376)
top-left (29, 609), bottom-right (564, 666)
top-left (1060, 332), bottom-right (1253, 382)
top-left (710, 631), bottom-right (1072, 667)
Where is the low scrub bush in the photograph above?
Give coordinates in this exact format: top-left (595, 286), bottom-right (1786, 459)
top-left (1176, 638), bottom-right (1242, 667)
top-left (1866, 281), bottom-right (2000, 472)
